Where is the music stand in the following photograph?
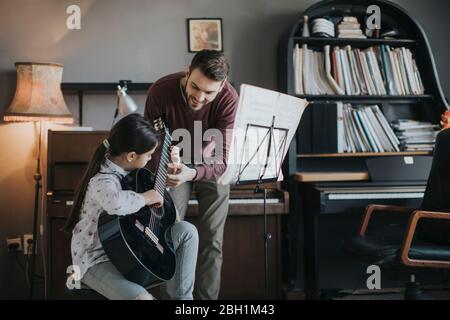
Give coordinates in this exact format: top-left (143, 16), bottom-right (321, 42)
top-left (235, 116), bottom-right (288, 298)
top-left (218, 84), bottom-right (307, 298)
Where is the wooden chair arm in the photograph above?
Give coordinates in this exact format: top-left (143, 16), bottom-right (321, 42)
top-left (401, 210), bottom-right (450, 269)
top-left (359, 204), bottom-right (416, 236)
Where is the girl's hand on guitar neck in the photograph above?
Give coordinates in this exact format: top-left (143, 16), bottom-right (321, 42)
top-left (143, 189), bottom-right (164, 208)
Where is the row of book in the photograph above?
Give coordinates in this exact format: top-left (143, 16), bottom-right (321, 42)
top-left (293, 44), bottom-right (425, 96)
top-left (297, 103), bottom-right (439, 154)
top-left (337, 103), bottom-right (400, 153)
top-left (392, 119), bottom-right (440, 151)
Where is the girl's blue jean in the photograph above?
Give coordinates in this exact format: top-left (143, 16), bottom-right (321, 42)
top-left (81, 221), bottom-right (198, 300)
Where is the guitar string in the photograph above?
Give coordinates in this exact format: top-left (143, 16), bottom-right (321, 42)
top-left (147, 136), bottom-right (171, 237)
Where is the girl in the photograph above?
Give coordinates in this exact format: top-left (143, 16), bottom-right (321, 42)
top-left (64, 113), bottom-right (198, 300)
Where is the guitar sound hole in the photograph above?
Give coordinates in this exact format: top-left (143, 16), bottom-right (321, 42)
top-left (151, 207), bottom-right (164, 219)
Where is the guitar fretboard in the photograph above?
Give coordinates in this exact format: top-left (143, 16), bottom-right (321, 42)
top-left (154, 129), bottom-right (172, 196)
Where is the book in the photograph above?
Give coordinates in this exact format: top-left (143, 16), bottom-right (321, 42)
top-left (324, 45), bottom-right (344, 95)
top-left (293, 44), bottom-right (304, 94)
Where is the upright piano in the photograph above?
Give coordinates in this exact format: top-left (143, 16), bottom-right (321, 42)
top-left (292, 156), bottom-right (437, 300)
top-left (46, 130), bottom-right (289, 299)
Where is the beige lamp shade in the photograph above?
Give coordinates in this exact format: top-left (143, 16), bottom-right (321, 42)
top-left (3, 62), bottom-right (73, 123)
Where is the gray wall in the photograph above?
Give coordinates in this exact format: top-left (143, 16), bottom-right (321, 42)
top-left (0, 0), bottom-right (449, 299)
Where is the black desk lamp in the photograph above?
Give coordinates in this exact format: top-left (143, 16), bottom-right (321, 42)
top-left (112, 80), bottom-right (139, 126)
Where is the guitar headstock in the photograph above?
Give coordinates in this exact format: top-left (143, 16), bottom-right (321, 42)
top-left (153, 117), bottom-right (166, 132)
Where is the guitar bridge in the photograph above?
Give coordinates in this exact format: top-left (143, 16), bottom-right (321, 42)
top-left (135, 220), bottom-right (164, 254)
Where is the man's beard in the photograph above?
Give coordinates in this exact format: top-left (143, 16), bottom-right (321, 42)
top-left (188, 96), bottom-right (207, 110)
top-left (183, 85), bottom-right (207, 111)
top-left (182, 75), bottom-right (209, 111)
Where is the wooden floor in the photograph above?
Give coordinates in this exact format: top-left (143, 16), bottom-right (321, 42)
top-left (333, 286), bottom-right (450, 300)
top-left (284, 285), bottom-right (450, 300)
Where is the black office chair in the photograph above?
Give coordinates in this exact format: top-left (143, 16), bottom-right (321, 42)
top-left (343, 128), bottom-right (450, 300)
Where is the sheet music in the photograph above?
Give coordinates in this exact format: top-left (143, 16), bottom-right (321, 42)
top-left (218, 84), bottom-right (308, 185)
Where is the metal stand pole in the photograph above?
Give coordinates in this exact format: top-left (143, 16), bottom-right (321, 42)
top-left (256, 185), bottom-right (271, 298)
top-left (29, 120), bottom-right (43, 300)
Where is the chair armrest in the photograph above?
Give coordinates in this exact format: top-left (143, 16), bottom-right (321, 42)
top-left (359, 204), bottom-right (416, 236)
top-left (400, 210), bottom-right (450, 268)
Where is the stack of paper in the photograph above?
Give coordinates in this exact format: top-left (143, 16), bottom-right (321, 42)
top-left (337, 16), bottom-right (366, 39)
top-left (392, 120), bottom-right (440, 151)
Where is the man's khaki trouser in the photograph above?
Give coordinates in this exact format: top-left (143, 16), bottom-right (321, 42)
top-left (168, 180), bottom-right (230, 300)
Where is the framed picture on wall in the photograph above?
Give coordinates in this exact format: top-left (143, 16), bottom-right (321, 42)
top-left (187, 18), bottom-right (223, 52)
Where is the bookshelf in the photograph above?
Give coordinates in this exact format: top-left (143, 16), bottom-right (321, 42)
top-left (278, 0), bottom-right (448, 175)
top-left (278, 0), bottom-right (448, 295)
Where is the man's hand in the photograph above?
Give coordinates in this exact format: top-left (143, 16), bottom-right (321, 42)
top-left (167, 146), bottom-right (181, 175)
top-left (441, 111), bottom-right (450, 130)
top-left (166, 163), bottom-right (197, 187)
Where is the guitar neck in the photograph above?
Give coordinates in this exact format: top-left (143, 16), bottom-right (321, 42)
top-left (154, 132), bottom-right (172, 195)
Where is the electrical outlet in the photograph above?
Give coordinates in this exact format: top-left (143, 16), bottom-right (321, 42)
top-left (6, 236), bottom-right (22, 252)
top-left (23, 234), bottom-right (34, 255)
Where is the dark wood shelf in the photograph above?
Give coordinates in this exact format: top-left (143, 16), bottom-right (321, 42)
top-left (60, 82), bottom-right (152, 126)
top-left (294, 171), bottom-right (369, 182)
top-left (295, 94), bottom-right (433, 103)
top-left (61, 82), bottom-right (152, 93)
top-left (297, 151), bottom-right (432, 158)
top-left (292, 36), bottom-right (417, 48)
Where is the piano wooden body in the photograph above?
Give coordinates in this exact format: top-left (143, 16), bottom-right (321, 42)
top-left (46, 130), bottom-right (288, 299)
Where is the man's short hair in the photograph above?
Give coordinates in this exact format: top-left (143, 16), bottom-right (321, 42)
top-left (190, 50), bottom-right (230, 82)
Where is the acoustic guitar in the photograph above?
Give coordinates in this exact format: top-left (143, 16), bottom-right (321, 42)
top-left (98, 117), bottom-right (177, 287)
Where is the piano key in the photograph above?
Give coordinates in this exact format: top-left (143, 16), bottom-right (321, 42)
top-left (328, 192), bottom-right (424, 200)
top-left (58, 197), bottom-right (282, 208)
top-left (188, 198), bottom-right (281, 205)
top-left (321, 186), bottom-right (425, 194)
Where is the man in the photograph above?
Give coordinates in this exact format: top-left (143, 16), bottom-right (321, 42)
top-left (145, 50), bottom-right (238, 300)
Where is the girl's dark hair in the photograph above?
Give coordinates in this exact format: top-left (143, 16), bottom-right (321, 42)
top-left (63, 113), bottom-right (158, 232)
